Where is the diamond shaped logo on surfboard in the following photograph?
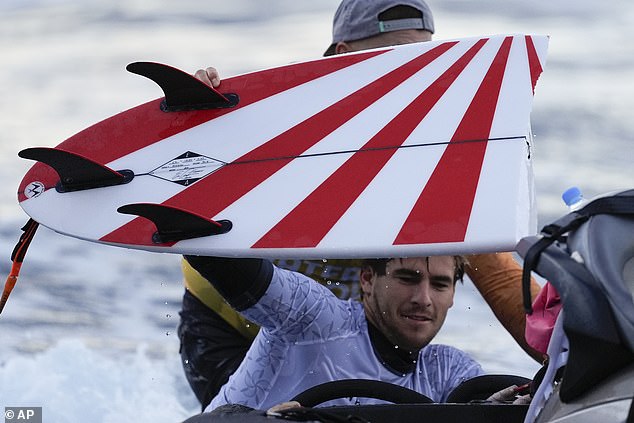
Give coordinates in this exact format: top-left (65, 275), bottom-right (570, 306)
top-left (149, 151), bottom-right (225, 186)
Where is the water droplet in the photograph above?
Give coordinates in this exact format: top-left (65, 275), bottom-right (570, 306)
top-left (166, 314), bottom-right (171, 319)
top-left (184, 359), bottom-right (189, 365)
top-left (322, 259), bottom-right (328, 263)
top-left (165, 331), bottom-right (170, 336)
top-left (335, 282), bottom-right (340, 286)
top-left (394, 345), bottom-right (399, 349)
top-left (245, 324), bottom-right (250, 328)
top-left (164, 301), bottom-right (168, 305)
top-left (327, 281), bottom-right (332, 285)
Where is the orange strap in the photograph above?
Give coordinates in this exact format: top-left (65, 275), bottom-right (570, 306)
top-left (0, 219), bottom-right (39, 314)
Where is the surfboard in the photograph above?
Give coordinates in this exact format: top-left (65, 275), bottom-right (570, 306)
top-left (17, 34), bottom-right (548, 259)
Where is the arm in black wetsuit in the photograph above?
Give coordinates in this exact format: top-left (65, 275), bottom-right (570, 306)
top-left (184, 256), bottom-right (274, 311)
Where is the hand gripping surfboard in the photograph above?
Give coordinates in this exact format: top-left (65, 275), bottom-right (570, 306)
top-left (17, 34), bottom-right (548, 258)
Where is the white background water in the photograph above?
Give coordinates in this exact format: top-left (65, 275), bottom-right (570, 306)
top-left (1, 0), bottom-right (633, 421)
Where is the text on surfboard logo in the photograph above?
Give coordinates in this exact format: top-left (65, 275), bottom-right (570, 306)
top-left (149, 151), bottom-right (224, 186)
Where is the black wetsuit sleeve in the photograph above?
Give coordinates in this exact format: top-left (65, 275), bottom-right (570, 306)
top-left (184, 255), bottom-right (274, 311)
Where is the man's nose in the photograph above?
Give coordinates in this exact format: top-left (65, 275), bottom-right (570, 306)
top-left (411, 281), bottom-right (432, 307)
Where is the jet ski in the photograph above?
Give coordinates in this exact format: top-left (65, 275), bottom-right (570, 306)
top-left (517, 187), bottom-right (634, 423)
top-left (181, 189), bottom-right (634, 423)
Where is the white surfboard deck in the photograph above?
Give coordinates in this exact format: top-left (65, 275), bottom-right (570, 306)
top-left (18, 34), bottom-right (548, 259)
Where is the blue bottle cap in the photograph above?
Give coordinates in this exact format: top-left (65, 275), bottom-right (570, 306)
top-left (562, 186), bottom-right (583, 206)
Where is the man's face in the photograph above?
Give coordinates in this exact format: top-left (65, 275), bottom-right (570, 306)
top-left (336, 29), bottom-right (432, 54)
top-left (360, 257), bottom-right (456, 351)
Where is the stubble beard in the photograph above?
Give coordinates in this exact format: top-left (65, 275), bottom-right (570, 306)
top-left (367, 293), bottom-right (427, 353)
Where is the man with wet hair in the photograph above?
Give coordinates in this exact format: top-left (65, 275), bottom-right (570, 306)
top-left (185, 254), bottom-right (482, 410)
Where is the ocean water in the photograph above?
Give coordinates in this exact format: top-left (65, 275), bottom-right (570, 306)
top-left (1, 0), bottom-right (633, 421)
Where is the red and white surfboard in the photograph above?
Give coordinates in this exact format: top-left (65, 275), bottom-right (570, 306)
top-left (17, 34), bottom-right (548, 258)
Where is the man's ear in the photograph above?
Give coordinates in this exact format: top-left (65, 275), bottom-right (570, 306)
top-left (359, 267), bottom-right (374, 297)
top-left (335, 41), bottom-right (352, 55)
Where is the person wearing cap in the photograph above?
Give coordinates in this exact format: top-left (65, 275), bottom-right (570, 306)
top-left (322, 0), bottom-right (434, 56)
top-left (179, 0), bottom-right (542, 411)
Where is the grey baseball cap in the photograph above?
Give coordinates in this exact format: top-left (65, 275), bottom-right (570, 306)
top-left (324, 0), bottom-right (435, 56)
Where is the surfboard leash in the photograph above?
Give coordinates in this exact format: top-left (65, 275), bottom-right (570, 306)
top-left (0, 218), bottom-right (39, 315)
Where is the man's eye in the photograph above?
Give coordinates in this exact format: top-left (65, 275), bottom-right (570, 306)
top-left (397, 276), bottom-right (418, 284)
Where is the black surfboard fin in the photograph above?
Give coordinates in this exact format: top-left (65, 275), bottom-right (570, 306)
top-left (117, 203), bottom-right (232, 244)
top-left (126, 62), bottom-right (239, 112)
top-left (19, 147), bottom-right (134, 193)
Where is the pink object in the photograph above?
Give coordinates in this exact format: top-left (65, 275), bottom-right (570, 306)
top-left (526, 282), bottom-right (562, 354)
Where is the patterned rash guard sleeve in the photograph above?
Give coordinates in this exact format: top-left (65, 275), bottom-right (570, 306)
top-left (421, 344), bottom-right (485, 402)
top-left (241, 266), bottom-right (358, 343)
